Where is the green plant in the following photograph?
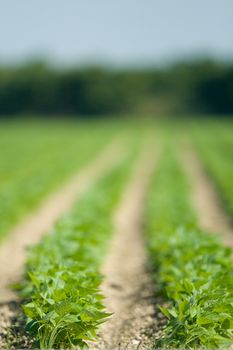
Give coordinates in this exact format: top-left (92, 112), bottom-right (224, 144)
top-left (19, 145), bottom-right (137, 349)
top-left (146, 147), bottom-right (233, 349)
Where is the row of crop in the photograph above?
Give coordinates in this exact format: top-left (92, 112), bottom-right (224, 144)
top-left (145, 147), bottom-right (233, 349)
top-left (18, 144), bottom-right (138, 349)
top-left (192, 121), bottom-right (233, 218)
top-left (0, 121), bottom-right (118, 240)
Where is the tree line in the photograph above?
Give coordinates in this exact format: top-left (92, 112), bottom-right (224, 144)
top-left (0, 59), bottom-right (232, 117)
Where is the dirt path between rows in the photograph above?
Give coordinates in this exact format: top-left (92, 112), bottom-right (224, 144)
top-left (0, 139), bottom-right (124, 303)
top-left (181, 145), bottom-right (233, 247)
top-left (90, 144), bottom-right (166, 350)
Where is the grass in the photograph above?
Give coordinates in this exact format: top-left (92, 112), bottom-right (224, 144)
top-left (145, 146), bottom-right (233, 349)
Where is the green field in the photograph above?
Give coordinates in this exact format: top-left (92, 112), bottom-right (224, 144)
top-left (0, 119), bottom-right (232, 350)
top-left (0, 121), bottom-right (121, 240)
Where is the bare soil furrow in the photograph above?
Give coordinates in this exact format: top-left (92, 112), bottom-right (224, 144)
top-left (181, 146), bottom-right (233, 247)
top-left (90, 144), bottom-right (165, 350)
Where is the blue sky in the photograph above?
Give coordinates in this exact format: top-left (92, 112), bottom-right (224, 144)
top-left (1, 0), bottom-right (233, 65)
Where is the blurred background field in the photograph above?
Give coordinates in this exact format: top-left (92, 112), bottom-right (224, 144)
top-left (0, 118), bottom-right (232, 241)
top-left (0, 0), bottom-right (232, 236)
top-left (0, 0), bottom-right (232, 241)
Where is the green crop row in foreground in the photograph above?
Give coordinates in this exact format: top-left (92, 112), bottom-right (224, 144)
top-left (19, 147), bottom-right (136, 349)
top-left (146, 147), bottom-right (233, 349)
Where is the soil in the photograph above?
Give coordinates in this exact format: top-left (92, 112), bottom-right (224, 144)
top-left (0, 140), bottom-right (124, 349)
top-left (0, 301), bottom-right (34, 350)
top-left (90, 145), bottom-right (167, 350)
top-left (181, 145), bottom-right (233, 247)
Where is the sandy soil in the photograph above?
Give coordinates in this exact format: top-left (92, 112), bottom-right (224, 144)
top-left (90, 144), bottom-right (166, 350)
top-left (0, 140), bottom-right (124, 348)
top-left (181, 145), bottom-right (233, 247)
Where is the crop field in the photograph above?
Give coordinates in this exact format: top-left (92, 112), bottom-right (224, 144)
top-left (0, 119), bottom-right (232, 350)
